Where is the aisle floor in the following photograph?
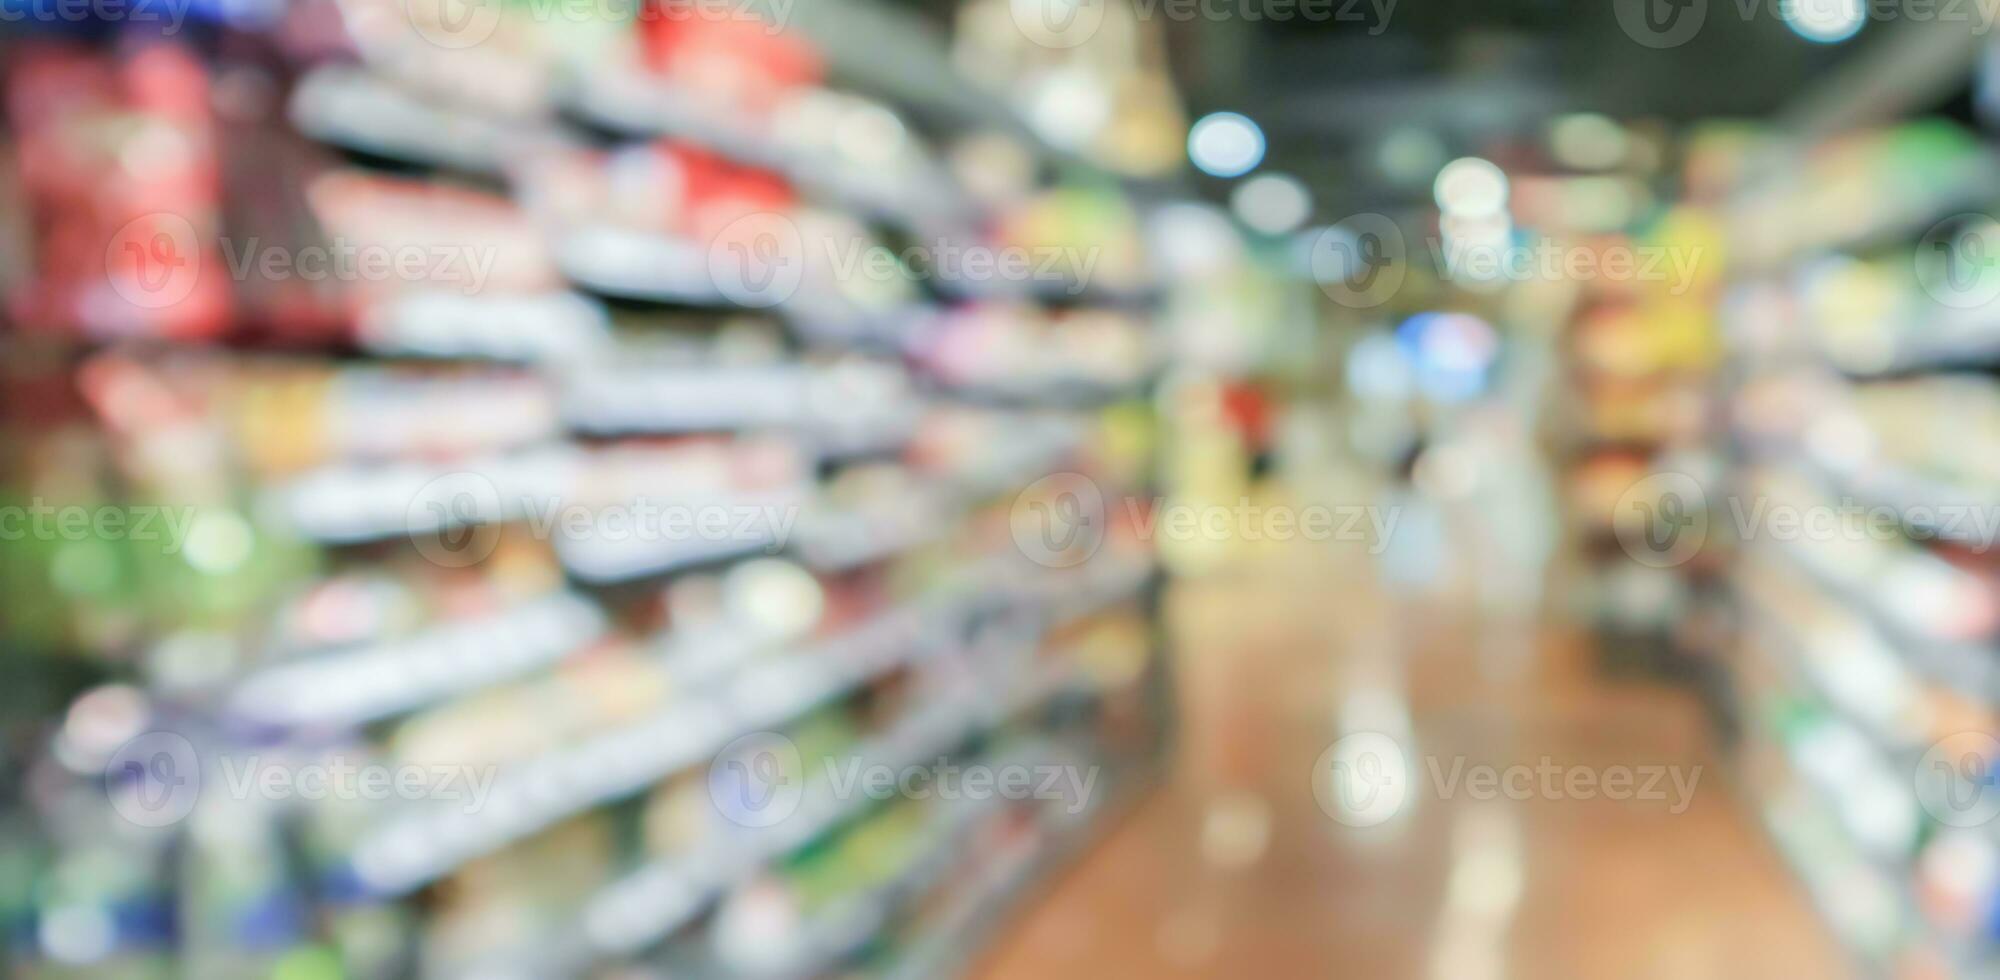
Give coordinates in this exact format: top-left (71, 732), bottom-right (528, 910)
top-left (972, 492), bottom-right (1850, 979)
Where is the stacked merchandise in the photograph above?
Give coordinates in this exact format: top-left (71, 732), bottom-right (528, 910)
top-left (950, 0), bottom-right (1188, 179)
top-left (1540, 123), bottom-right (1729, 672)
top-left (0, 5), bottom-right (1174, 978)
top-left (1714, 121), bottom-right (2000, 975)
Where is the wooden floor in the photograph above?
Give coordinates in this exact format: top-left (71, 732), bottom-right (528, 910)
top-left (973, 530), bottom-right (1850, 979)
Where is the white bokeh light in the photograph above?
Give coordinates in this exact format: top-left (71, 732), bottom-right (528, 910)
top-left (1433, 157), bottom-right (1509, 217)
top-left (1188, 112), bottom-right (1266, 178)
top-left (1231, 173), bottom-right (1312, 235)
top-left (1784, 0), bottom-right (1864, 42)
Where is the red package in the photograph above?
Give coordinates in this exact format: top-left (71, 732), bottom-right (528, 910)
top-left (8, 42), bottom-right (233, 340)
top-left (638, 3), bottom-right (824, 115)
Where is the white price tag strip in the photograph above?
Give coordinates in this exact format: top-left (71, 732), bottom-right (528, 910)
top-left (229, 593), bottom-right (606, 728)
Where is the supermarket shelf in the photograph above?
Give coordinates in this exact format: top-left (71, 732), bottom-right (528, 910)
top-left (344, 556), bottom-right (1144, 896)
top-left (995, 552), bottom-right (1156, 626)
top-left (558, 363), bottom-right (814, 434)
top-left (226, 592), bottom-right (606, 730)
top-left (877, 761), bottom-right (1151, 980)
top-left (567, 67), bottom-right (788, 171)
top-left (932, 276), bottom-right (1166, 312)
top-left (805, 417), bottom-right (920, 465)
top-left (355, 291), bottom-right (614, 364)
top-left (1712, 108), bottom-right (2000, 980)
top-left (553, 226), bottom-right (731, 307)
top-left (719, 746), bottom-right (1079, 980)
top-left (446, 571), bottom-right (1142, 978)
top-left (347, 591), bottom-right (959, 895)
top-left (1731, 160), bottom-right (2000, 278)
top-left (563, 704), bottom-right (1077, 976)
top-left (1735, 560), bottom-right (1933, 759)
top-left (278, 449), bottom-right (812, 581)
top-left (1769, 442), bottom-right (2000, 551)
top-left (9, 7), bottom-right (1179, 976)
top-left (272, 446), bottom-right (579, 544)
top-left (291, 65), bottom-right (573, 177)
top-left (793, 488), bottom-right (954, 572)
top-left (1822, 311), bottom-right (2000, 377)
top-left (945, 422), bottom-right (1094, 501)
top-left (1727, 736), bottom-right (1924, 973)
top-left (1741, 598), bottom-right (2000, 980)
top-left (940, 371), bottom-right (1160, 411)
top-left (552, 487), bottom-right (813, 585)
top-left (566, 67), bottom-right (977, 235)
top-left (1731, 604), bottom-right (1997, 971)
top-left (784, 0), bottom-right (1192, 200)
top-left (784, 301), bottom-right (933, 354)
top-left (1763, 530), bottom-right (2000, 705)
top-left (551, 225), bottom-right (943, 351)
top-left (789, 458), bottom-right (1151, 573)
top-left (878, 826), bottom-right (1043, 980)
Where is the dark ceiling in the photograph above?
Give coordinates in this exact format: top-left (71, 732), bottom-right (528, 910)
top-left (871, 0), bottom-right (1979, 212)
top-left (1157, 0), bottom-right (1892, 208)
